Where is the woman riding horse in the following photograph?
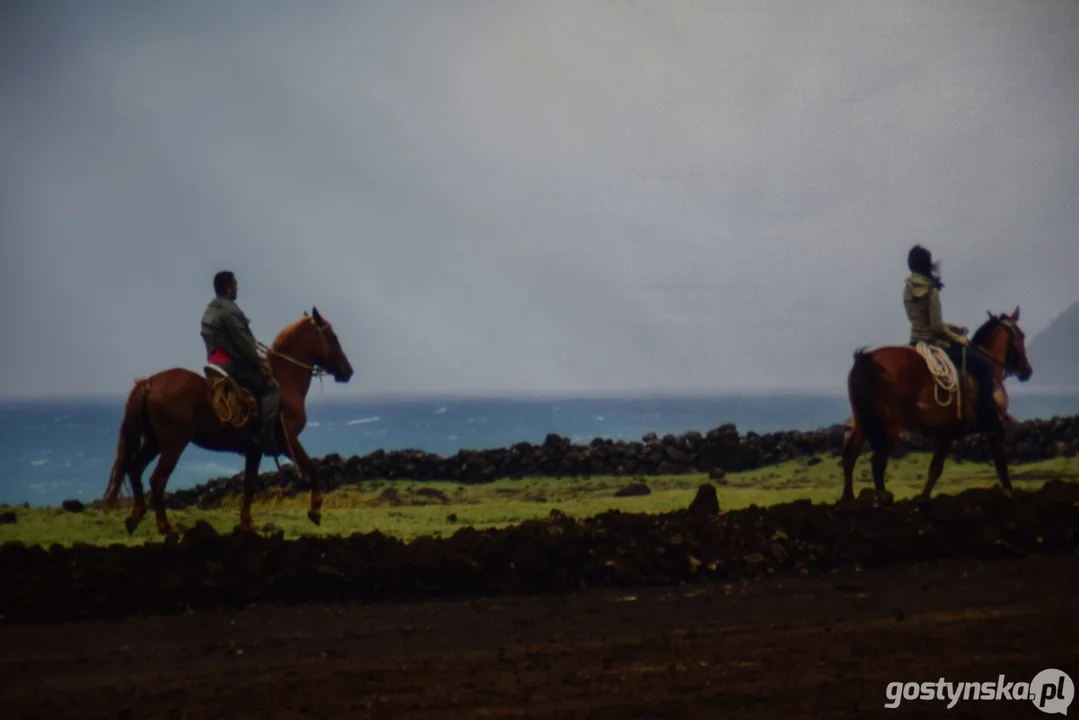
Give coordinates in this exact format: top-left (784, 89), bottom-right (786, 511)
top-left (902, 245), bottom-right (1002, 433)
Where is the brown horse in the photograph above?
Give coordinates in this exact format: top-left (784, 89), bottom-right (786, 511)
top-left (102, 307), bottom-right (354, 535)
top-left (841, 307), bottom-right (1033, 502)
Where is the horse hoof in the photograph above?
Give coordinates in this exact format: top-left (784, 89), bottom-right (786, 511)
top-left (233, 522), bottom-right (257, 534)
top-left (307, 510), bottom-right (322, 526)
top-left (124, 517), bottom-right (141, 535)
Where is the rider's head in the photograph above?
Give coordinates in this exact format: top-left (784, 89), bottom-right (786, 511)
top-left (213, 270), bottom-right (237, 300)
top-left (907, 245), bottom-right (942, 288)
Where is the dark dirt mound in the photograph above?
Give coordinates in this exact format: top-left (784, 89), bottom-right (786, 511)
top-left (3, 481), bottom-right (1078, 625)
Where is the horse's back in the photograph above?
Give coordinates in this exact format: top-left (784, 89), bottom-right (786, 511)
top-left (134, 367), bottom-right (211, 399)
top-left (849, 344), bottom-right (920, 376)
top-left (852, 343), bottom-right (917, 360)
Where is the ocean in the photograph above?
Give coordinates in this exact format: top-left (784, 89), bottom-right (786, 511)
top-left (3, 390), bottom-right (1078, 507)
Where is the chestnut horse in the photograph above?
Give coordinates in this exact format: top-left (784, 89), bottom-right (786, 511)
top-left (841, 307), bottom-right (1033, 502)
top-left (102, 307), bottom-right (354, 535)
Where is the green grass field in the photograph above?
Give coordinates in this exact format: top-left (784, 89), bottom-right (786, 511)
top-left (3, 452), bottom-right (1077, 548)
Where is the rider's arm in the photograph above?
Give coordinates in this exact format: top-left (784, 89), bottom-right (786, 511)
top-left (223, 310), bottom-right (265, 369)
top-left (928, 289), bottom-right (967, 345)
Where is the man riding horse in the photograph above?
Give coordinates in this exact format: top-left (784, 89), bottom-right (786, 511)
top-left (902, 245), bottom-right (1005, 434)
top-left (200, 270), bottom-right (281, 449)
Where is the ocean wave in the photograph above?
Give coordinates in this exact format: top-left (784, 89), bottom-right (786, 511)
top-left (30, 459), bottom-right (49, 467)
top-left (185, 461), bottom-right (242, 475)
top-left (346, 417), bottom-right (380, 426)
top-left (29, 480), bottom-right (77, 490)
top-left (434, 407), bottom-right (448, 414)
top-left (308, 421), bottom-right (321, 428)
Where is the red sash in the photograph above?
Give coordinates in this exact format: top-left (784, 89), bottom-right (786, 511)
top-left (208, 348), bottom-right (231, 365)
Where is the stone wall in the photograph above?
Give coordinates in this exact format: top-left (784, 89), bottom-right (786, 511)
top-left (161, 414), bottom-right (1079, 509)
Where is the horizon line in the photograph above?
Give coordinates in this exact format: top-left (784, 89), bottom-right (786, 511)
top-left (0, 386), bottom-right (851, 404)
top-left (2, 384), bottom-right (1078, 405)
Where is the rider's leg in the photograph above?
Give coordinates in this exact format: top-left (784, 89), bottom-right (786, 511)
top-left (260, 379), bottom-right (281, 447)
top-left (944, 343), bottom-right (964, 368)
top-left (230, 366), bottom-right (269, 445)
top-left (967, 353), bottom-right (1002, 432)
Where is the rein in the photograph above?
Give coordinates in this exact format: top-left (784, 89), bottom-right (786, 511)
top-left (256, 316), bottom-right (336, 378)
top-left (257, 341), bottom-right (328, 378)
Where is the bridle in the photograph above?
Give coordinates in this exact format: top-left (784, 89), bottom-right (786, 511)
top-left (257, 316), bottom-right (336, 379)
top-left (971, 317), bottom-right (1023, 378)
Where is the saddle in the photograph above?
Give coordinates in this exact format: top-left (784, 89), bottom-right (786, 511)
top-left (204, 364), bottom-right (257, 428)
top-left (913, 342), bottom-right (968, 419)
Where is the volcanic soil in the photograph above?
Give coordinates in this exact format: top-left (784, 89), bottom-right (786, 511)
top-left (3, 482), bottom-right (1079, 718)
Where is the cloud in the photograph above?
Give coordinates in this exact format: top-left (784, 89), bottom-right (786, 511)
top-left (2, 0), bottom-right (1077, 397)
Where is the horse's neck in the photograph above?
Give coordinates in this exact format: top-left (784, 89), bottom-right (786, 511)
top-left (270, 337), bottom-right (314, 402)
top-left (974, 327), bottom-right (1007, 382)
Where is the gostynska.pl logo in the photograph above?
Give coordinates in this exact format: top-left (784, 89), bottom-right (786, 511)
top-left (884, 669), bottom-right (1073, 714)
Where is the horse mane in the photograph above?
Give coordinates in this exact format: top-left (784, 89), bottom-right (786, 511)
top-left (970, 315), bottom-right (1004, 348)
top-left (270, 316), bottom-right (312, 350)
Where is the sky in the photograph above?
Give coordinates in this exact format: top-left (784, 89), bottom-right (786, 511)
top-left (2, 0), bottom-right (1077, 398)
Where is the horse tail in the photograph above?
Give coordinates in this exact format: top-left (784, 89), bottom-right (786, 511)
top-left (103, 378), bottom-right (151, 506)
top-left (847, 348), bottom-right (888, 449)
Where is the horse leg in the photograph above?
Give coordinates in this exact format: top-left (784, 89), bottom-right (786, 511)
top-left (150, 441), bottom-right (187, 536)
top-left (287, 441), bottom-right (324, 526)
top-left (989, 429), bottom-right (1013, 497)
top-left (840, 421), bottom-right (864, 502)
top-left (124, 440), bottom-right (160, 534)
top-left (919, 437), bottom-right (953, 500)
top-left (236, 448), bottom-right (262, 532)
top-left (869, 431), bottom-right (899, 499)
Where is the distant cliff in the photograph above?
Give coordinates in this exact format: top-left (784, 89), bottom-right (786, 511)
top-left (1027, 301), bottom-right (1079, 389)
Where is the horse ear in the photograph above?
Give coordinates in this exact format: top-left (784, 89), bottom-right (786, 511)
top-left (987, 310), bottom-right (994, 320)
top-left (1011, 305), bottom-right (1020, 321)
top-left (303, 310), bottom-right (309, 317)
top-left (312, 306), bottom-right (323, 325)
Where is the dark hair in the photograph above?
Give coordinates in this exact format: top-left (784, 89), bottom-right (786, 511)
top-left (907, 245), bottom-right (942, 288)
top-left (213, 270), bottom-right (236, 296)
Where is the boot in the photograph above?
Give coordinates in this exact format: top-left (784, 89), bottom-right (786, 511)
top-left (250, 398), bottom-right (270, 449)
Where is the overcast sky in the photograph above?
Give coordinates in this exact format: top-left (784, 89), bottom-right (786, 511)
top-left (2, 0), bottom-right (1077, 398)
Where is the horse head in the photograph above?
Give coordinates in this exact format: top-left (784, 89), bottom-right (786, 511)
top-left (294, 307), bottom-right (354, 383)
top-left (972, 306), bottom-right (1033, 382)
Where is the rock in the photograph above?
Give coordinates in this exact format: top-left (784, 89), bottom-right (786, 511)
top-left (687, 485), bottom-right (720, 515)
top-left (61, 499), bottom-right (85, 513)
top-left (414, 488), bottom-right (449, 503)
top-left (155, 413), bottom-right (1079, 509)
top-left (0, 511), bottom-right (15, 525)
top-left (613, 483), bottom-right (651, 497)
top-left (375, 488), bottom-right (403, 506)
